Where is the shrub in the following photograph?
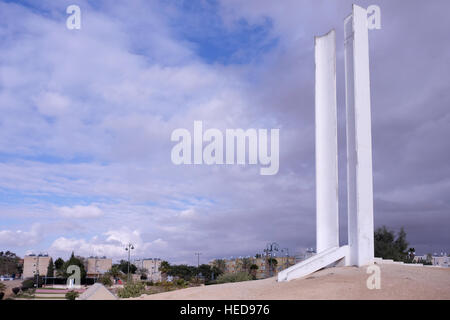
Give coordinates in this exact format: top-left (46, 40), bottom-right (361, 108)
top-left (0, 283), bottom-right (5, 298)
top-left (216, 272), bottom-right (253, 284)
top-left (175, 279), bottom-right (187, 287)
top-left (21, 279), bottom-right (34, 291)
top-left (98, 275), bottom-right (113, 287)
top-left (117, 281), bottom-right (146, 298)
top-left (65, 290), bottom-right (79, 300)
top-left (145, 280), bottom-right (154, 286)
top-left (12, 287), bottom-right (20, 295)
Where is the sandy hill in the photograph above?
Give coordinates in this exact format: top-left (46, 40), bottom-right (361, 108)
top-left (131, 264), bottom-right (450, 300)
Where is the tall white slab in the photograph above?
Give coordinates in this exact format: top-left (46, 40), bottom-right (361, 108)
top-left (315, 30), bottom-right (339, 253)
top-left (344, 5), bottom-right (375, 266)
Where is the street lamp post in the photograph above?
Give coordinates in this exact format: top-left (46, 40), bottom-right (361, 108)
top-left (125, 243), bottom-right (134, 282)
top-left (281, 248), bottom-right (289, 269)
top-left (195, 253), bottom-right (201, 281)
top-left (265, 242), bottom-right (279, 277)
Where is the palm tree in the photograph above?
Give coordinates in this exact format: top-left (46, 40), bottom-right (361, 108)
top-left (249, 264), bottom-right (259, 279)
top-left (213, 259), bottom-right (226, 273)
top-left (108, 265), bottom-right (121, 278)
top-left (241, 257), bottom-right (252, 273)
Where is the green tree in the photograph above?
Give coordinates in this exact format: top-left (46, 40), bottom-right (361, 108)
top-left (374, 226), bottom-right (409, 262)
top-left (160, 261), bottom-right (170, 274)
top-left (65, 290), bottom-right (79, 300)
top-left (212, 259), bottom-right (226, 273)
top-left (46, 258), bottom-right (54, 277)
top-left (138, 268), bottom-right (148, 280)
top-left (62, 252), bottom-right (86, 281)
top-left (250, 264), bottom-right (259, 279)
top-left (98, 274), bottom-right (113, 287)
top-left (266, 258), bottom-right (278, 276)
top-left (197, 264), bottom-right (214, 282)
top-left (108, 265), bottom-right (121, 278)
top-left (167, 264), bottom-right (196, 281)
top-left (241, 257), bottom-right (252, 273)
top-left (0, 251), bottom-right (21, 275)
top-left (114, 260), bottom-right (137, 275)
top-left (54, 258), bottom-right (64, 270)
top-left (406, 248), bottom-right (415, 263)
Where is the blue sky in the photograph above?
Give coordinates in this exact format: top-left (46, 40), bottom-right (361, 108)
top-left (0, 0), bottom-right (449, 263)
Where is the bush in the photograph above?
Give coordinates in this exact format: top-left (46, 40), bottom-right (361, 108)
top-left (98, 275), bottom-right (113, 287)
top-left (65, 290), bottom-right (79, 300)
top-left (117, 281), bottom-right (146, 298)
top-left (175, 279), bottom-right (188, 287)
top-left (12, 287), bottom-right (20, 295)
top-left (145, 280), bottom-right (154, 286)
top-left (216, 272), bottom-right (253, 284)
top-left (21, 279), bottom-right (34, 291)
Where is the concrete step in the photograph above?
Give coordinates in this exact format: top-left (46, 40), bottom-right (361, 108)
top-left (278, 245), bottom-right (349, 282)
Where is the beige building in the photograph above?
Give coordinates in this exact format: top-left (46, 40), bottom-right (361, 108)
top-left (414, 254), bottom-right (449, 267)
top-left (23, 254), bottom-right (51, 279)
top-left (214, 256), bottom-right (296, 279)
top-left (134, 258), bottom-right (162, 282)
top-left (86, 257), bottom-right (112, 277)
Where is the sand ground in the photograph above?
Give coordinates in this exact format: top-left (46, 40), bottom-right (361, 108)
top-left (132, 264), bottom-right (450, 300)
top-left (1, 279), bottom-right (22, 299)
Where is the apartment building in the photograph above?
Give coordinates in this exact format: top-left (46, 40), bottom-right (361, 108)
top-left (86, 257), bottom-right (112, 277)
top-left (23, 254), bottom-right (51, 279)
top-left (134, 258), bottom-right (162, 282)
top-left (414, 254), bottom-right (450, 267)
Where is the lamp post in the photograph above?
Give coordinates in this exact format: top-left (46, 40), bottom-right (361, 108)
top-left (281, 248), bottom-right (289, 269)
top-left (125, 243), bottom-right (134, 282)
top-left (195, 253), bottom-right (201, 281)
top-left (264, 242), bottom-right (279, 277)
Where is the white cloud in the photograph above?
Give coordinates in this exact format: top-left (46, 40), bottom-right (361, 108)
top-left (33, 92), bottom-right (70, 117)
top-left (49, 227), bottom-right (167, 260)
top-left (57, 205), bottom-right (104, 219)
top-left (0, 224), bottom-right (43, 247)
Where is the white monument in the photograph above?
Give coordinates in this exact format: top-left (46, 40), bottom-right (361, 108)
top-left (278, 4), bottom-right (376, 282)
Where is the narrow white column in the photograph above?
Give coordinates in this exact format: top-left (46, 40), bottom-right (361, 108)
top-left (344, 5), bottom-right (375, 266)
top-left (315, 30), bottom-right (339, 254)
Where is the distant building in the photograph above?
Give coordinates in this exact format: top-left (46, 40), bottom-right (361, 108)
top-left (213, 255), bottom-right (296, 279)
top-left (414, 254), bottom-right (449, 267)
top-left (86, 257), bottom-right (112, 277)
top-left (23, 254), bottom-right (51, 279)
top-left (134, 258), bottom-right (162, 282)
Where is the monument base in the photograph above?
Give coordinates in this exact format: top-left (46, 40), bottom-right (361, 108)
top-left (277, 245), bottom-right (351, 282)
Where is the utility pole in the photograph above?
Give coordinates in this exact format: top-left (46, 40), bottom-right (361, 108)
top-left (195, 252), bottom-right (201, 280)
